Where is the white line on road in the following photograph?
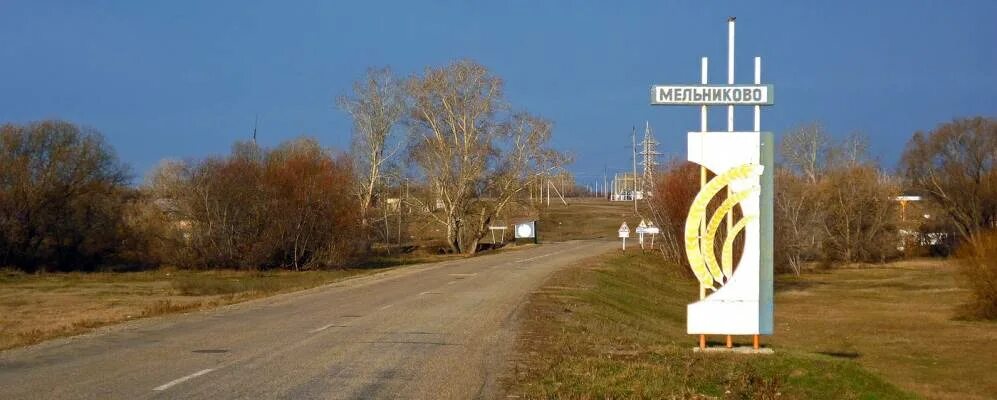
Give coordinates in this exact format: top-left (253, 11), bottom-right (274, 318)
top-left (515, 246), bottom-right (581, 264)
top-left (153, 368), bottom-right (215, 391)
top-left (448, 273), bottom-right (477, 277)
top-left (310, 323), bottom-right (338, 333)
top-left (379, 304), bottom-right (393, 310)
top-left (516, 253), bottom-right (555, 263)
top-left (447, 280), bottom-right (457, 285)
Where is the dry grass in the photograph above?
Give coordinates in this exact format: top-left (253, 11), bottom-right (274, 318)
top-left (506, 253), bottom-right (995, 399)
top-left (535, 198), bottom-right (643, 242)
top-left (0, 268), bottom-right (379, 350)
top-left (775, 258), bottom-right (997, 399)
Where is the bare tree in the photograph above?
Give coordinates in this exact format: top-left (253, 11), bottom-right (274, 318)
top-left (902, 117), bottom-right (997, 241)
top-left (405, 60), bottom-right (564, 254)
top-left (780, 123), bottom-right (829, 184)
top-left (774, 168), bottom-right (817, 274)
top-left (776, 128), bottom-right (898, 271)
top-left (829, 131), bottom-right (870, 169)
top-left (464, 114), bottom-right (565, 253)
top-left (338, 67), bottom-right (405, 231)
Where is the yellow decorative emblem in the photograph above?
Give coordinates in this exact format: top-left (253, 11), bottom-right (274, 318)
top-left (684, 164), bottom-right (762, 289)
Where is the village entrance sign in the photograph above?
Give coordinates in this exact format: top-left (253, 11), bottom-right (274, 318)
top-left (650, 17), bottom-right (774, 350)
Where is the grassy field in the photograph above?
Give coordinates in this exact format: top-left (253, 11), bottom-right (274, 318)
top-left (0, 265), bottom-right (406, 351)
top-left (535, 197), bottom-right (645, 242)
top-left (504, 252), bottom-right (995, 399)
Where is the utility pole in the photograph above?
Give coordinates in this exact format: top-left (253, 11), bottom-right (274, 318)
top-left (640, 121), bottom-right (661, 193)
top-left (252, 114), bottom-right (259, 146)
top-left (632, 125), bottom-right (638, 213)
top-left (603, 164), bottom-right (608, 200)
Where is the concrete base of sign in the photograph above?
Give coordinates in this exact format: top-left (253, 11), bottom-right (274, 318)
top-left (688, 300), bottom-right (769, 335)
top-left (692, 346), bottom-right (774, 355)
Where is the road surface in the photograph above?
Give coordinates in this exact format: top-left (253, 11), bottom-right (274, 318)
top-left (0, 240), bottom-right (614, 399)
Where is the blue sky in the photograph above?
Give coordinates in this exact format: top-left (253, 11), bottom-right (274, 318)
top-left (1, 1), bottom-right (994, 185)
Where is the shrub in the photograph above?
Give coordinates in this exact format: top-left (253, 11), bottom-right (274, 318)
top-left (649, 161), bottom-right (701, 267)
top-left (956, 231), bottom-right (997, 320)
top-left (146, 137), bottom-right (362, 270)
top-left (0, 121), bottom-right (132, 272)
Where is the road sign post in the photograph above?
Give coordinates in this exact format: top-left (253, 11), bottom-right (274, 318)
top-left (515, 221), bottom-right (538, 244)
top-left (618, 222), bottom-right (630, 251)
top-left (645, 224), bottom-right (660, 249)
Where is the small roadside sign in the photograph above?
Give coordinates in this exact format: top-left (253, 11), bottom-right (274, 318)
top-left (619, 222), bottom-right (631, 252)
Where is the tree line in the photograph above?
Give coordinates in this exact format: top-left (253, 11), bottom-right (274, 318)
top-left (0, 60), bottom-right (566, 272)
top-left (649, 117), bottom-right (995, 319)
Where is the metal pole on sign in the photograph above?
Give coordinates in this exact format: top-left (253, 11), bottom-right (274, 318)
top-left (727, 17), bottom-right (735, 133)
top-left (699, 53), bottom-right (709, 351)
top-left (725, 15), bottom-right (737, 351)
top-left (726, 17), bottom-right (736, 265)
top-left (700, 57), bottom-right (708, 282)
top-left (755, 57), bottom-right (761, 131)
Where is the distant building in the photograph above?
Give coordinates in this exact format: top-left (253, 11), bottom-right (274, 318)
top-left (611, 172), bottom-right (644, 201)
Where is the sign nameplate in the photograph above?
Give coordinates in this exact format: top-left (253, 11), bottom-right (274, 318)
top-left (651, 85), bottom-right (774, 106)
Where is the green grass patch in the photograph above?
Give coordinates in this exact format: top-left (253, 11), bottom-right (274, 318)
top-left (506, 252), bottom-right (915, 399)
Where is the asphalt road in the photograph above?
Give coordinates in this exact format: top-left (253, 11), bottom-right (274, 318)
top-left (0, 240), bottom-right (614, 399)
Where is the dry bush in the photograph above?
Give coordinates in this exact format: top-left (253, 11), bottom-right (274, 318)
top-left (650, 161), bottom-right (701, 266)
top-left (146, 137), bottom-right (361, 270)
top-left (774, 168), bottom-right (820, 274)
top-left (0, 120), bottom-right (132, 272)
top-left (776, 125), bottom-right (900, 272)
top-left (817, 164), bottom-right (900, 263)
top-left (956, 231), bottom-right (997, 320)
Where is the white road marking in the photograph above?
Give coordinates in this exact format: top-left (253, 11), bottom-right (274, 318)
top-left (515, 246), bottom-right (581, 264)
top-left (153, 368), bottom-right (215, 391)
top-left (448, 273), bottom-right (477, 277)
top-left (379, 304), bottom-right (393, 310)
top-left (516, 253), bottom-right (554, 263)
top-left (310, 323), bottom-right (338, 333)
top-left (447, 280), bottom-right (458, 285)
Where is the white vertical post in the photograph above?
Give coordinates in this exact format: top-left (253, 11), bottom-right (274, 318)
top-left (546, 178), bottom-right (550, 206)
top-left (727, 18), bottom-right (735, 132)
top-left (700, 57), bottom-right (708, 132)
top-left (754, 56), bottom-right (761, 132)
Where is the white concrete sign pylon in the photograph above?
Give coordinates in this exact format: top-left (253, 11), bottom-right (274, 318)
top-left (648, 17), bottom-right (775, 347)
